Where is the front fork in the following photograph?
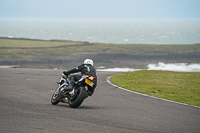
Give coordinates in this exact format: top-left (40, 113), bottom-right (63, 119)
top-left (57, 78), bottom-right (69, 102)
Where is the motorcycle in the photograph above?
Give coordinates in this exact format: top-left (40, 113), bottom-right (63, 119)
top-left (51, 74), bottom-right (95, 108)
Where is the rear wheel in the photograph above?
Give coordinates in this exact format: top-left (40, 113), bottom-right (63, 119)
top-left (51, 90), bottom-right (60, 105)
top-left (69, 87), bottom-right (86, 108)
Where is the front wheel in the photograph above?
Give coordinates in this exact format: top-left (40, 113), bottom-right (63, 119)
top-left (51, 90), bottom-right (60, 105)
top-left (69, 87), bottom-right (86, 108)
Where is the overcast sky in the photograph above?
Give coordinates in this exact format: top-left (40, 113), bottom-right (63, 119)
top-left (0, 0), bottom-right (200, 20)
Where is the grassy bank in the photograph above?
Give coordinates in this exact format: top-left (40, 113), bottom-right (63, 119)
top-left (110, 70), bottom-right (200, 107)
top-left (0, 38), bottom-right (200, 60)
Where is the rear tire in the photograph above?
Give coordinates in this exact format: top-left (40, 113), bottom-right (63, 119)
top-left (69, 87), bottom-right (86, 108)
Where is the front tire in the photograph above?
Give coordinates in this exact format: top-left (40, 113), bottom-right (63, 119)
top-left (69, 87), bottom-right (86, 108)
top-left (51, 90), bottom-right (60, 105)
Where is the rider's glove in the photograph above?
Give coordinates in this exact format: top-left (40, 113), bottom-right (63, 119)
top-left (63, 71), bottom-right (69, 77)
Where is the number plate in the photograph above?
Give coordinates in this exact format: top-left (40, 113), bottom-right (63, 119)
top-left (85, 79), bottom-right (93, 87)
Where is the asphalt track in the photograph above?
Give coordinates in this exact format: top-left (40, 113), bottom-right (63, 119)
top-left (0, 68), bottom-right (200, 133)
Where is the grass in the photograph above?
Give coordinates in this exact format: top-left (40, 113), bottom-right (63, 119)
top-left (0, 38), bottom-right (200, 60)
top-left (110, 70), bottom-right (200, 107)
top-left (0, 38), bottom-right (81, 47)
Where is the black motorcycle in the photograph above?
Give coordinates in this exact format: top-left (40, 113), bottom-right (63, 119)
top-left (51, 74), bottom-right (95, 108)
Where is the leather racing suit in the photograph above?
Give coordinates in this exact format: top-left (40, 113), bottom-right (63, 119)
top-left (63, 64), bottom-right (97, 96)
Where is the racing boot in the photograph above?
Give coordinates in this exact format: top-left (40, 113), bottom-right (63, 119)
top-left (85, 90), bottom-right (93, 98)
top-left (63, 78), bottom-right (75, 91)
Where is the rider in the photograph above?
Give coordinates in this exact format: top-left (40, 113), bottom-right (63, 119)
top-left (62, 59), bottom-right (97, 97)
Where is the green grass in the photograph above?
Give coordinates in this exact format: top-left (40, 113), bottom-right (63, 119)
top-left (110, 70), bottom-right (200, 107)
top-left (0, 38), bottom-right (200, 60)
top-left (0, 38), bottom-right (81, 47)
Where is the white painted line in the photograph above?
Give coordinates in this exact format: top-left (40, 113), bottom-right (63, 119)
top-left (106, 76), bottom-right (200, 109)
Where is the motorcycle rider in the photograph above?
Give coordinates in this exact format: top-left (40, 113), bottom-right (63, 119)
top-left (62, 59), bottom-right (97, 97)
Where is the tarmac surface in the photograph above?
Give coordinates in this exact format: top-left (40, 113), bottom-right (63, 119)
top-left (0, 68), bottom-right (200, 133)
